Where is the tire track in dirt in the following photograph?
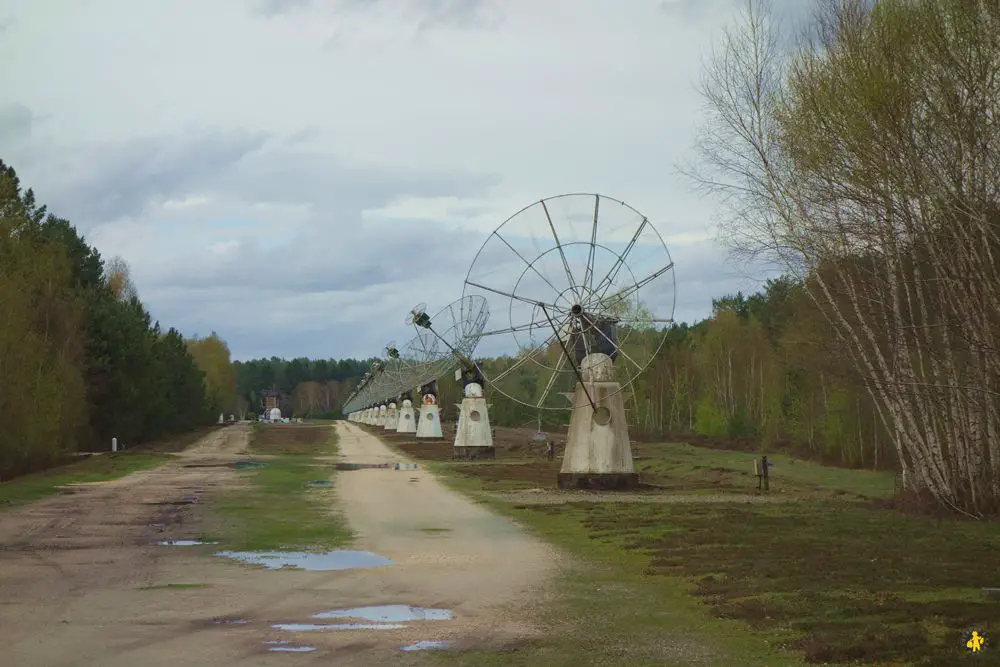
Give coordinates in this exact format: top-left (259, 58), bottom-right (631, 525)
top-left (0, 426), bottom-right (252, 667)
top-left (0, 422), bottom-right (563, 666)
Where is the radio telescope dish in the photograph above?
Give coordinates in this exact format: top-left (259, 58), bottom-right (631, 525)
top-left (400, 295), bottom-right (491, 441)
top-left (462, 193), bottom-right (675, 412)
top-left (399, 329), bottom-right (452, 392)
top-left (406, 302), bottom-right (428, 327)
top-left (409, 295), bottom-right (490, 364)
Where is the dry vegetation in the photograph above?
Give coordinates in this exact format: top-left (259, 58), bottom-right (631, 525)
top-left (366, 422), bottom-right (998, 665)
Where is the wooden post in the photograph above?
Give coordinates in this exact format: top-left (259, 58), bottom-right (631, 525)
top-left (762, 455), bottom-right (770, 492)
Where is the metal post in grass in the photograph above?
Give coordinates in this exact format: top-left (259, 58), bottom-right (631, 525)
top-left (754, 456), bottom-right (770, 492)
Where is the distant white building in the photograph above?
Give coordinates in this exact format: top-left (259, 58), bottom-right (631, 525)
top-left (269, 407), bottom-right (282, 422)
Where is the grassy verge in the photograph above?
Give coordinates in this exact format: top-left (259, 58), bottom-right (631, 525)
top-left (209, 423), bottom-right (352, 551)
top-left (412, 467), bottom-right (801, 667)
top-left (382, 433), bottom-right (999, 666)
top-left (0, 452), bottom-right (172, 508)
top-left (0, 426), bottom-right (225, 509)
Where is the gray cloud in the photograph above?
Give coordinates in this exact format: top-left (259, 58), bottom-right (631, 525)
top-left (0, 103), bottom-right (34, 144)
top-left (250, 0), bottom-right (314, 17)
top-left (1, 0), bottom-right (788, 361)
top-left (37, 128), bottom-right (271, 224)
top-left (252, 0), bottom-right (502, 29)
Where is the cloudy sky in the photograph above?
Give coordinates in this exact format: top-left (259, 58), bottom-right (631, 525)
top-left (0, 0), bottom-right (808, 361)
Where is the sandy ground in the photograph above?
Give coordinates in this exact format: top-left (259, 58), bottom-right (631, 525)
top-left (0, 422), bottom-right (559, 666)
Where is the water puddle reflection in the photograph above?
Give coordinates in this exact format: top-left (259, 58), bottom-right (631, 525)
top-left (272, 623), bottom-right (406, 631)
top-left (266, 640), bottom-right (316, 653)
top-left (401, 640), bottom-right (450, 651)
top-left (313, 605), bottom-right (452, 623)
top-left (215, 550), bottom-right (392, 571)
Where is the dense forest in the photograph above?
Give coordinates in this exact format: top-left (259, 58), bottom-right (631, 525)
top-left (0, 160), bottom-right (238, 480)
top-left (234, 357), bottom-right (375, 419)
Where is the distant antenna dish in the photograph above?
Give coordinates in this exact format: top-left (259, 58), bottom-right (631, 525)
top-left (462, 192), bottom-right (675, 412)
top-left (405, 302), bottom-right (428, 326)
top-left (408, 295), bottom-right (489, 366)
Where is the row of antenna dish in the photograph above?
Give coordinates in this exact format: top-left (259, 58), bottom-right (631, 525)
top-left (341, 192), bottom-right (678, 415)
top-left (340, 296), bottom-right (490, 414)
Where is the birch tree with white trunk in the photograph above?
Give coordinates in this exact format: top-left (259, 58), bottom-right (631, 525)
top-left (687, 0), bottom-right (1000, 516)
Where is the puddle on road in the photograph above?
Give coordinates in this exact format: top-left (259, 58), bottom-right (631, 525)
top-left (335, 462), bottom-right (390, 470)
top-left (212, 618), bottom-right (250, 625)
top-left (266, 640), bottom-right (316, 653)
top-left (215, 550), bottom-right (392, 571)
top-left (232, 460), bottom-right (266, 470)
top-left (313, 605), bottom-right (452, 623)
top-left (158, 539), bottom-right (219, 546)
top-left (273, 623), bottom-right (406, 631)
top-left (401, 640), bottom-right (450, 651)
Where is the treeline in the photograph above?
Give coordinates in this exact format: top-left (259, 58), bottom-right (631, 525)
top-left (0, 160), bottom-right (237, 480)
top-left (235, 357), bottom-right (375, 418)
top-left (248, 273), bottom-right (895, 472)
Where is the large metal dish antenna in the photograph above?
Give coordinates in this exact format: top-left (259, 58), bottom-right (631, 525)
top-left (398, 328), bottom-right (453, 394)
top-left (462, 192), bottom-right (675, 412)
top-left (408, 295), bottom-right (490, 368)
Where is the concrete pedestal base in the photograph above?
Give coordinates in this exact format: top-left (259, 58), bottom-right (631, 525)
top-left (454, 395), bottom-right (493, 448)
top-left (558, 353), bottom-right (637, 491)
top-left (415, 403), bottom-right (443, 439)
top-left (396, 402), bottom-right (417, 433)
top-left (453, 446), bottom-right (496, 460)
top-left (557, 472), bottom-right (639, 490)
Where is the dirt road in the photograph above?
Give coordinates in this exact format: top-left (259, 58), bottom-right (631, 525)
top-left (0, 422), bottom-right (558, 666)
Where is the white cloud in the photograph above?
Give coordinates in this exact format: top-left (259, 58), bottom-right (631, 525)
top-left (0, 0), bottom-right (802, 360)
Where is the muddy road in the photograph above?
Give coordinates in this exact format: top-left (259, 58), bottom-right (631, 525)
top-left (0, 422), bottom-right (558, 666)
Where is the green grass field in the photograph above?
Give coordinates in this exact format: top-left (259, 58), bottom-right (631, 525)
top-left (0, 451), bottom-right (173, 508)
top-left (0, 426), bottom-right (222, 509)
top-left (386, 435), bottom-right (1000, 667)
top-left (208, 423), bottom-right (352, 551)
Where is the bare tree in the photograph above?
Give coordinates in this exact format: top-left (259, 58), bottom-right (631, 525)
top-left (688, 0), bottom-right (1000, 516)
top-left (104, 255), bottom-right (139, 301)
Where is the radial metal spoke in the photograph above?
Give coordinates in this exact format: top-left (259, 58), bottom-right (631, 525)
top-left (583, 194), bottom-right (599, 293)
top-left (465, 279), bottom-right (563, 312)
top-left (475, 319), bottom-right (553, 338)
top-left (596, 261), bottom-right (674, 304)
top-left (535, 347), bottom-right (568, 408)
top-left (591, 217), bottom-right (648, 297)
top-left (488, 319), bottom-right (568, 385)
top-left (541, 305), bottom-right (596, 411)
top-left (493, 231), bottom-right (567, 304)
top-left (587, 321), bottom-right (646, 373)
top-left (540, 199), bottom-right (581, 303)
top-left (616, 315), bottom-right (675, 329)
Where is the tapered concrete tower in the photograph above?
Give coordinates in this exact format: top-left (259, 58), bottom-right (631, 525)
top-left (396, 393), bottom-right (417, 433)
top-left (415, 380), bottom-right (443, 439)
top-left (558, 352), bottom-right (637, 489)
top-left (453, 365), bottom-right (494, 459)
top-left (384, 401), bottom-right (397, 430)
